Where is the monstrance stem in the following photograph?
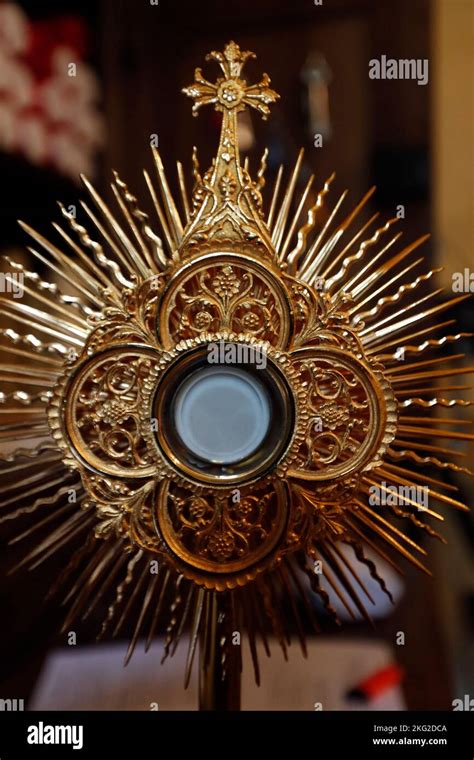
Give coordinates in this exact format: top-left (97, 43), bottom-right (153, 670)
top-left (198, 590), bottom-right (241, 710)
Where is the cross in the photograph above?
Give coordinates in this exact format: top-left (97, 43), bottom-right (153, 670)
top-left (182, 40), bottom-right (279, 120)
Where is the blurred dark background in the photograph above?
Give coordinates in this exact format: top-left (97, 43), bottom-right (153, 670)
top-left (0, 0), bottom-right (473, 710)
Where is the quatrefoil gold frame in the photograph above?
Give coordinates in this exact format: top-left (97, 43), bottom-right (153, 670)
top-left (47, 251), bottom-right (396, 589)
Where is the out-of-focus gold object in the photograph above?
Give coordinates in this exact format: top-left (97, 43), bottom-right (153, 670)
top-left (1, 41), bottom-right (472, 710)
top-left (301, 52), bottom-right (332, 142)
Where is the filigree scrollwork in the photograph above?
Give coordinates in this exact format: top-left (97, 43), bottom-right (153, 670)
top-left (156, 479), bottom-right (289, 589)
top-left (287, 346), bottom-right (397, 481)
top-left (158, 253), bottom-right (292, 349)
top-left (285, 274), bottom-right (363, 355)
top-left (82, 472), bottom-right (161, 553)
top-left (62, 348), bottom-right (161, 478)
top-left (291, 482), bottom-right (354, 543)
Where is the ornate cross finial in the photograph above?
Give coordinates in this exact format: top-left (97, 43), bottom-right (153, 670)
top-left (182, 40), bottom-right (279, 119)
top-left (179, 42), bottom-right (279, 259)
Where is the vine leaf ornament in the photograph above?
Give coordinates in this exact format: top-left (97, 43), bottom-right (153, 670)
top-left (0, 41), bottom-right (472, 704)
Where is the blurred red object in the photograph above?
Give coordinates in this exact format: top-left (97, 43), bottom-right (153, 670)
top-left (347, 664), bottom-right (405, 701)
top-left (25, 15), bottom-right (88, 80)
top-left (0, 4), bottom-right (104, 180)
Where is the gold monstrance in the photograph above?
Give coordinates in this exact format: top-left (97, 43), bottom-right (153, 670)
top-left (1, 42), bottom-right (471, 710)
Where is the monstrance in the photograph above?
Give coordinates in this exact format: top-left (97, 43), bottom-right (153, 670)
top-left (0, 41), bottom-right (471, 710)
